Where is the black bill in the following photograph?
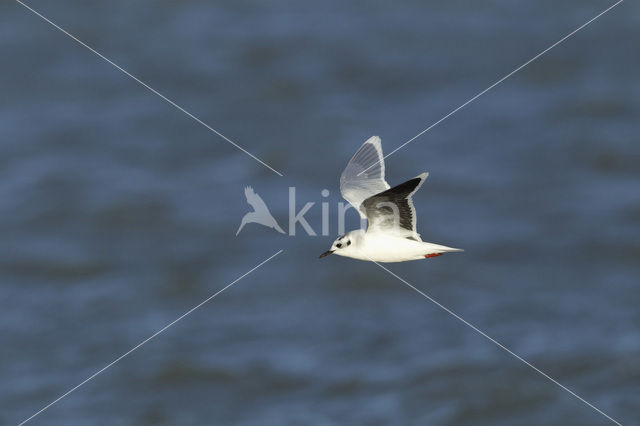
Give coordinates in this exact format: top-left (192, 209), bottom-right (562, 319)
top-left (319, 250), bottom-right (334, 258)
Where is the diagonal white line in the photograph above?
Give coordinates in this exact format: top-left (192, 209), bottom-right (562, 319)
top-left (15, 0), bottom-right (284, 177)
top-left (371, 261), bottom-right (622, 425)
top-left (18, 249), bottom-right (284, 426)
top-left (359, 0), bottom-right (623, 176)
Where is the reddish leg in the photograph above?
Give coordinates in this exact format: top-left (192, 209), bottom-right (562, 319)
top-left (424, 253), bottom-right (442, 258)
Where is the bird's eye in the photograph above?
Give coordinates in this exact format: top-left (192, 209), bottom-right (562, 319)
top-left (347, 241), bottom-right (351, 246)
top-left (336, 243), bottom-right (342, 248)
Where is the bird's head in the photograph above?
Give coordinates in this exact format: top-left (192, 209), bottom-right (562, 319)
top-left (319, 231), bottom-right (360, 258)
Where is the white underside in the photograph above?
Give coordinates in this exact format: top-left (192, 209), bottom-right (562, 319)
top-left (335, 233), bottom-right (462, 263)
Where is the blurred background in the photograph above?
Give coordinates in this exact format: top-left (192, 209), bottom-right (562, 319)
top-left (1, 0), bottom-right (638, 424)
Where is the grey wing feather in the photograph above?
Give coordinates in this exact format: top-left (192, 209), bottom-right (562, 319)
top-left (340, 136), bottom-right (390, 219)
top-left (360, 173), bottom-right (428, 241)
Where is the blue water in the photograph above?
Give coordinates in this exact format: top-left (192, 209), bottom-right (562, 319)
top-left (1, 0), bottom-right (639, 424)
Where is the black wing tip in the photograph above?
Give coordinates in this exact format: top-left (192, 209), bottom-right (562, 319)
top-left (406, 172), bottom-right (428, 192)
top-left (395, 174), bottom-right (427, 195)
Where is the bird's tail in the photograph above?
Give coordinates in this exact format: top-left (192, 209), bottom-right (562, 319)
top-left (423, 242), bottom-right (464, 253)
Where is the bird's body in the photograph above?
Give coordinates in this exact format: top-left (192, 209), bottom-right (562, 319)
top-left (332, 229), bottom-right (460, 262)
top-left (320, 136), bottom-right (462, 263)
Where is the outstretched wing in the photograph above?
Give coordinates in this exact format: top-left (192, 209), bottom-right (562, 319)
top-left (340, 136), bottom-right (390, 219)
top-left (360, 173), bottom-right (428, 241)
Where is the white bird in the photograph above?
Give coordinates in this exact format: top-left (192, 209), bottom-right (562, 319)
top-left (320, 136), bottom-right (462, 262)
